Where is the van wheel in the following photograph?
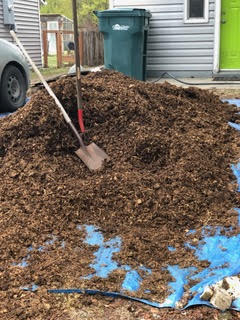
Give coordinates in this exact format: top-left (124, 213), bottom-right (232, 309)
top-left (0, 65), bottom-right (27, 112)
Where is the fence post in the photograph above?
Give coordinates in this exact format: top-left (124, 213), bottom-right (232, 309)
top-left (59, 31), bottom-right (63, 67)
top-left (79, 31), bottom-right (84, 65)
top-left (56, 31), bottom-right (63, 68)
top-left (42, 30), bottom-right (48, 68)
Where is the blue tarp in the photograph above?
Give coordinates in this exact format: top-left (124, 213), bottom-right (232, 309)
top-left (4, 98), bottom-right (240, 310)
top-left (0, 112), bottom-right (11, 118)
top-left (0, 97), bottom-right (30, 118)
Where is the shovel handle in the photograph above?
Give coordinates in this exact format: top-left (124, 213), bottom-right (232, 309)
top-left (10, 30), bottom-right (71, 124)
top-left (78, 109), bottom-right (85, 133)
top-left (10, 30), bottom-right (85, 149)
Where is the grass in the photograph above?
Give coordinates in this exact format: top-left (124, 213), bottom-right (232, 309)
top-left (48, 55), bottom-right (57, 67)
top-left (30, 55), bottom-right (73, 84)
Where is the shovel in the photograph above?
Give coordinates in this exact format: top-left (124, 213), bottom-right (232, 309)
top-left (10, 30), bottom-right (109, 171)
top-left (72, 0), bottom-right (85, 134)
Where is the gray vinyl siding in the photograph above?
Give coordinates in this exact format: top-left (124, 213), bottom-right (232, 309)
top-left (0, 0), bottom-right (42, 66)
top-left (112, 0), bottom-right (215, 78)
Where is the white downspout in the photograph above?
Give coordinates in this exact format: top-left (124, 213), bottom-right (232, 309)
top-left (213, 0), bottom-right (221, 73)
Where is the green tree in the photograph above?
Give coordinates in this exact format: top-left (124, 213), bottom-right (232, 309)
top-left (40, 0), bottom-right (108, 26)
top-left (40, 0), bottom-right (73, 19)
top-left (80, 0), bottom-right (108, 26)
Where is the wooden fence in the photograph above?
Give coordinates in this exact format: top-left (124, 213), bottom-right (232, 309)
top-left (42, 30), bottom-right (104, 68)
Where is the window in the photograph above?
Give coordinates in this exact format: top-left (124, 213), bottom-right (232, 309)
top-left (184, 0), bottom-right (209, 23)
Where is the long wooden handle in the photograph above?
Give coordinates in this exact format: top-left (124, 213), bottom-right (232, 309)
top-left (10, 30), bottom-right (72, 124)
top-left (10, 30), bottom-right (85, 148)
top-left (72, 0), bottom-right (85, 133)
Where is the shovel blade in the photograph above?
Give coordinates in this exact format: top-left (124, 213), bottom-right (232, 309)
top-left (75, 142), bottom-right (109, 171)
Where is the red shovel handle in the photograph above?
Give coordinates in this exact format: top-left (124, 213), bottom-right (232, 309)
top-left (78, 109), bottom-right (85, 133)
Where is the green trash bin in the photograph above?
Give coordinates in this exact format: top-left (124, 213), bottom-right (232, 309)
top-left (94, 8), bottom-right (151, 81)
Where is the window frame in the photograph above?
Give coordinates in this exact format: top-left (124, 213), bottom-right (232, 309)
top-left (184, 0), bottom-right (209, 24)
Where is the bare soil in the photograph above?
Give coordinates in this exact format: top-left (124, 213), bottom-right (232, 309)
top-left (210, 88), bottom-right (240, 99)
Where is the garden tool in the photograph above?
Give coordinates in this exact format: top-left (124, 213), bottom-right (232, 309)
top-left (10, 30), bottom-right (109, 171)
top-left (72, 0), bottom-right (85, 133)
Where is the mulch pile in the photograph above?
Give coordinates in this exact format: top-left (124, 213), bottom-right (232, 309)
top-left (1, 70), bottom-right (240, 318)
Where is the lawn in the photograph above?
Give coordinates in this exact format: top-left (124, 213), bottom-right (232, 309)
top-left (30, 55), bottom-right (73, 84)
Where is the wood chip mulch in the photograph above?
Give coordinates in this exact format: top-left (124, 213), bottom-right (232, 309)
top-left (1, 70), bottom-right (240, 319)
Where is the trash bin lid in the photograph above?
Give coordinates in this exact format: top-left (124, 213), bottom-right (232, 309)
top-left (94, 8), bottom-right (152, 18)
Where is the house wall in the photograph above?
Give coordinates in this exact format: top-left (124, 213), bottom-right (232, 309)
top-left (111, 0), bottom-right (216, 78)
top-left (0, 0), bottom-right (42, 66)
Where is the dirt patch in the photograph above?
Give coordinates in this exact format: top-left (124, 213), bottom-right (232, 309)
top-left (1, 70), bottom-right (240, 318)
top-left (210, 88), bottom-right (240, 99)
